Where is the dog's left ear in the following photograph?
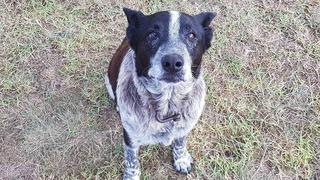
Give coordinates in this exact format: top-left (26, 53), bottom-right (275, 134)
top-left (194, 12), bottom-right (217, 49)
top-left (195, 12), bottom-right (217, 27)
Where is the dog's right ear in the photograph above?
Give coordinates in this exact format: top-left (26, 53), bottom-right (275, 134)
top-left (123, 8), bottom-right (144, 28)
top-left (123, 8), bottom-right (144, 41)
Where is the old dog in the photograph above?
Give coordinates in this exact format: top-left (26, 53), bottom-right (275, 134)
top-left (105, 8), bottom-right (216, 179)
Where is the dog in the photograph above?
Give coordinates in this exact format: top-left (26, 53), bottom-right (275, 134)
top-left (105, 8), bottom-right (216, 180)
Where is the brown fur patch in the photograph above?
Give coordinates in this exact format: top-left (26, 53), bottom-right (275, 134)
top-left (107, 38), bottom-right (130, 100)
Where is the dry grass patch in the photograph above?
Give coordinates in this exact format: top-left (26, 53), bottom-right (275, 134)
top-left (1, 0), bottom-right (319, 179)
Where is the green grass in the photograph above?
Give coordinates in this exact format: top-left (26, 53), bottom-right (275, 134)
top-left (0, 0), bottom-right (319, 179)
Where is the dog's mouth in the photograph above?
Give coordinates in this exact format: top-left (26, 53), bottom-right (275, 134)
top-left (147, 72), bottom-right (186, 84)
top-left (159, 73), bottom-right (185, 83)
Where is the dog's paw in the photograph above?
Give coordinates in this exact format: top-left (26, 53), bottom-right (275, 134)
top-left (123, 168), bottom-right (140, 180)
top-left (173, 151), bottom-right (193, 174)
top-left (123, 174), bottom-right (140, 180)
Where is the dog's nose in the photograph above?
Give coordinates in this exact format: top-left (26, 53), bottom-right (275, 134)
top-left (161, 54), bottom-right (184, 73)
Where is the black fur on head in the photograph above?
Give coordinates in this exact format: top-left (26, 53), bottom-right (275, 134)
top-left (123, 8), bottom-right (170, 77)
top-left (123, 8), bottom-right (145, 43)
top-left (123, 8), bottom-right (217, 80)
top-left (185, 12), bottom-right (217, 78)
top-left (194, 12), bottom-right (217, 49)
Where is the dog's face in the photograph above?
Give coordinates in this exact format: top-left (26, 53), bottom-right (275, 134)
top-left (124, 8), bottom-right (216, 83)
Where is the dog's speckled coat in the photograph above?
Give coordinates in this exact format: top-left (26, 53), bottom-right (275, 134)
top-left (106, 8), bottom-right (216, 180)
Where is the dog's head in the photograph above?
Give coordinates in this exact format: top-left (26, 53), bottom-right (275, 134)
top-left (124, 8), bottom-right (216, 83)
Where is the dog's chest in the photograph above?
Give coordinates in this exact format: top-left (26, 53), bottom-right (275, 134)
top-left (119, 86), bottom-right (198, 145)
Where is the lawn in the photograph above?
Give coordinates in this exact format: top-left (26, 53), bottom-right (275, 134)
top-left (0, 0), bottom-right (319, 179)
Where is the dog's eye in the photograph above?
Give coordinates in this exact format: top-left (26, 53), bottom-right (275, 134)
top-left (187, 32), bottom-right (196, 40)
top-left (146, 32), bottom-right (159, 44)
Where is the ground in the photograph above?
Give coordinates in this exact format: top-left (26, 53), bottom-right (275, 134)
top-left (0, 0), bottom-right (319, 179)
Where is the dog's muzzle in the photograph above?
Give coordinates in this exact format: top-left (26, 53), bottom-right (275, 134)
top-left (160, 54), bottom-right (184, 83)
top-left (161, 54), bottom-right (184, 73)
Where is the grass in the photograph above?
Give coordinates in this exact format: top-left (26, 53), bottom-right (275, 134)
top-left (0, 0), bottom-right (319, 179)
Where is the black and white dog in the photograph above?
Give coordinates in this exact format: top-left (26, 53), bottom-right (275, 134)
top-left (105, 8), bottom-right (216, 180)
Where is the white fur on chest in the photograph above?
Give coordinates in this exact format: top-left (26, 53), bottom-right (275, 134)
top-left (115, 49), bottom-right (206, 146)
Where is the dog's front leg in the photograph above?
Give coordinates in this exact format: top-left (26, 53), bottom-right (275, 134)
top-left (172, 136), bottom-right (193, 174)
top-left (123, 129), bottom-right (140, 180)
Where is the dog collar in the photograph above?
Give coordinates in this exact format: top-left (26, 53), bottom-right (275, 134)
top-left (156, 113), bottom-right (181, 123)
